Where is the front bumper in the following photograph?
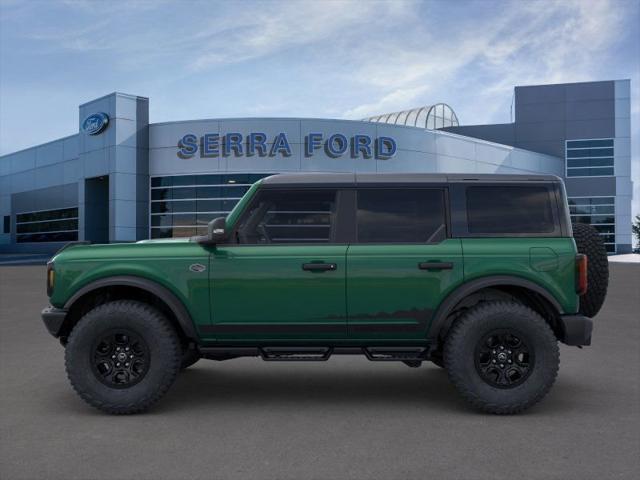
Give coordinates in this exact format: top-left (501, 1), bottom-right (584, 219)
top-left (41, 306), bottom-right (68, 338)
top-left (559, 314), bottom-right (593, 346)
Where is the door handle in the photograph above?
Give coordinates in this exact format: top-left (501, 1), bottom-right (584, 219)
top-left (418, 262), bottom-right (453, 270)
top-left (302, 263), bottom-right (337, 272)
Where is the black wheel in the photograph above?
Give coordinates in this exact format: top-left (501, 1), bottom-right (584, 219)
top-left (572, 222), bottom-right (609, 318)
top-left (65, 300), bottom-right (181, 414)
top-left (181, 347), bottom-right (200, 370)
top-left (444, 301), bottom-right (559, 414)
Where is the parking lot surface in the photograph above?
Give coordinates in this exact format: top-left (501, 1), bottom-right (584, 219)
top-left (1, 263), bottom-right (639, 480)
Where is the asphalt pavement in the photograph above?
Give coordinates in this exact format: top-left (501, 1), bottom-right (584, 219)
top-left (1, 263), bottom-right (639, 480)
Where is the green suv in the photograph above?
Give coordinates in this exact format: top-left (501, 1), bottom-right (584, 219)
top-left (42, 173), bottom-right (609, 414)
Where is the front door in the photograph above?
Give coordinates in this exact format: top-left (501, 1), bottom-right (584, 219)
top-left (346, 187), bottom-right (463, 341)
top-left (206, 188), bottom-right (347, 341)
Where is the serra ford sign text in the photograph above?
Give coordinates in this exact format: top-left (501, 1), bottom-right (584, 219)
top-left (178, 132), bottom-right (397, 159)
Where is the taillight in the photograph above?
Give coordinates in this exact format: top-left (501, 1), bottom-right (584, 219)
top-left (576, 254), bottom-right (587, 296)
top-left (47, 261), bottom-right (55, 297)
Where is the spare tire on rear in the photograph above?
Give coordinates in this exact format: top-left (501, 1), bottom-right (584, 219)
top-left (572, 223), bottom-right (609, 317)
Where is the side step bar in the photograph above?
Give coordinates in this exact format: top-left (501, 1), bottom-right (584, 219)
top-left (260, 347), bottom-right (332, 361)
top-left (363, 347), bottom-right (429, 362)
top-left (200, 346), bottom-right (432, 362)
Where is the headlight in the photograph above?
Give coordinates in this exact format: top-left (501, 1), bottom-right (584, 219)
top-left (47, 261), bottom-right (55, 297)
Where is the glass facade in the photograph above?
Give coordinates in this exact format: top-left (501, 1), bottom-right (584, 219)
top-left (150, 173), bottom-right (273, 238)
top-left (568, 197), bottom-right (616, 253)
top-left (566, 139), bottom-right (614, 177)
top-left (15, 207), bottom-right (79, 243)
top-left (364, 103), bottom-right (459, 130)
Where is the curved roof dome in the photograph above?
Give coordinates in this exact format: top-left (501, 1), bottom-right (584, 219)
top-left (363, 103), bottom-right (459, 130)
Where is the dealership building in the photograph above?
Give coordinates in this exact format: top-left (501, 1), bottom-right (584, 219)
top-left (0, 79), bottom-right (633, 253)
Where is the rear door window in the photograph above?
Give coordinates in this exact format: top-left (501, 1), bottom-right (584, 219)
top-left (356, 188), bottom-right (446, 243)
top-left (466, 186), bottom-right (555, 234)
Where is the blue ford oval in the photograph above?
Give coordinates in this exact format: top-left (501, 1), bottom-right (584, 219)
top-left (82, 112), bottom-right (109, 135)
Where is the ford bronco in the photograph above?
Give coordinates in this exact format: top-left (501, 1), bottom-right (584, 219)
top-left (42, 173), bottom-right (609, 414)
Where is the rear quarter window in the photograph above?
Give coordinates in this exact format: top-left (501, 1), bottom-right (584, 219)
top-left (466, 186), bottom-right (556, 234)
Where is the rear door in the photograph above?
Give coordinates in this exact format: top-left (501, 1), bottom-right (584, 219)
top-left (346, 187), bottom-right (463, 341)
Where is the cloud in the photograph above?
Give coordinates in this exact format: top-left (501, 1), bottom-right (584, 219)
top-left (343, 85), bottom-right (430, 119)
top-left (188, 1), bottom-right (412, 71)
top-left (340, 0), bottom-right (630, 119)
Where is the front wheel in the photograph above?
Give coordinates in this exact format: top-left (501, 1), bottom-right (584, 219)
top-left (65, 300), bottom-right (182, 414)
top-left (444, 301), bottom-right (559, 414)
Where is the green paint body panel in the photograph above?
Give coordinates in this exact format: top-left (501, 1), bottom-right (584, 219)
top-left (50, 240), bottom-right (212, 330)
top-left (224, 180), bottom-right (262, 232)
top-left (206, 244), bottom-right (347, 341)
top-left (346, 240), bottom-right (463, 340)
top-left (461, 238), bottom-right (578, 314)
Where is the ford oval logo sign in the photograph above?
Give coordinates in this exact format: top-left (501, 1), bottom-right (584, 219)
top-left (82, 112), bottom-right (109, 135)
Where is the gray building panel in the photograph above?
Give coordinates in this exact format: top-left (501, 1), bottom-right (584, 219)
top-left (516, 102), bottom-right (566, 123)
top-left (441, 123), bottom-right (515, 146)
top-left (565, 118), bottom-right (615, 139)
top-left (563, 81), bottom-right (614, 102)
top-left (515, 84), bottom-right (566, 105)
top-left (565, 99), bottom-right (615, 121)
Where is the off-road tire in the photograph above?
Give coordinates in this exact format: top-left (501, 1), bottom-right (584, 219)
top-left (181, 347), bottom-right (200, 370)
top-left (572, 222), bottom-right (609, 318)
top-left (65, 300), bottom-right (181, 414)
top-left (444, 301), bottom-right (559, 414)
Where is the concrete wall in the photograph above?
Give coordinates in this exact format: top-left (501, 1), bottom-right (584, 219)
top-left (613, 80), bottom-right (633, 252)
top-left (77, 92), bottom-right (149, 242)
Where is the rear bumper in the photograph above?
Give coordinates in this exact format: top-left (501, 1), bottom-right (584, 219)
top-left (559, 314), bottom-right (593, 346)
top-left (41, 306), bottom-right (68, 338)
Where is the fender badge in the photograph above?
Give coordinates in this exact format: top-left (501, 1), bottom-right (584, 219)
top-left (189, 263), bottom-right (206, 273)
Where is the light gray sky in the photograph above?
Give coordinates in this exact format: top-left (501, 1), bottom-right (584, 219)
top-left (1, 0), bottom-right (639, 215)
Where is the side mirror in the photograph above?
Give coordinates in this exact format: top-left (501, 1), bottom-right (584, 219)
top-left (208, 217), bottom-right (227, 244)
top-left (196, 217), bottom-right (227, 245)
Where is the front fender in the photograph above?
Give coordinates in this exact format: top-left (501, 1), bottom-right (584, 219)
top-left (62, 275), bottom-right (199, 339)
top-left (49, 242), bottom-right (211, 334)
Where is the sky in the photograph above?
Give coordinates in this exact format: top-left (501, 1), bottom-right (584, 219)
top-left (1, 0), bottom-right (639, 214)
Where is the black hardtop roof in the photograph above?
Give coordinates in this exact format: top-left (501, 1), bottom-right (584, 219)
top-left (260, 172), bottom-right (562, 187)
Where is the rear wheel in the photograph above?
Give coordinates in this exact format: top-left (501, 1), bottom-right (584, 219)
top-left (572, 222), bottom-right (609, 317)
top-left (65, 300), bottom-right (181, 414)
top-left (444, 301), bottom-right (559, 414)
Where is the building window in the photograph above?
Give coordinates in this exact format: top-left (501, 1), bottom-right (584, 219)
top-left (568, 197), bottom-right (616, 253)
top-left (15, 207), bottom-right (78, 243)
top-left (566, 139), bottom-right (614, 177)
top-left (3, 215), bottom-right (9, 234)
top-left (149, 174), bottom-right (273, 239)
